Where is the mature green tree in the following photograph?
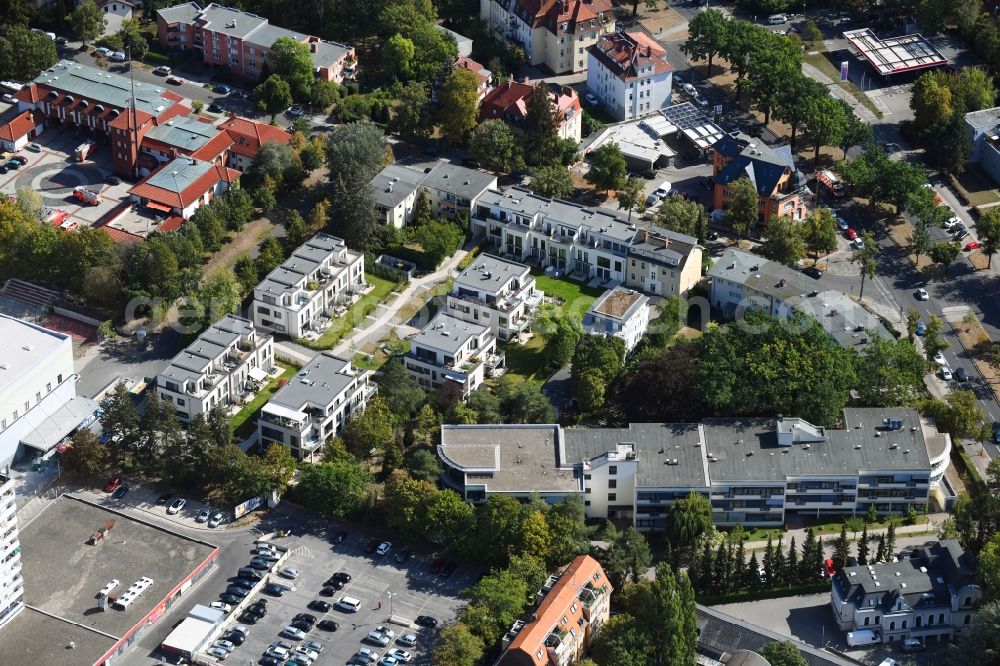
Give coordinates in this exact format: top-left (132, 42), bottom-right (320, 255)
top-left (99, 382), bottom-right (140, 454)
top-left (63, 428), bottom-right (108, 478)
top-left (494, 376), bottom-right (555, 423)
top-left (838, 113), bottom-right (874, 159)
top-left (424, 489), bottom-right (476, 549)
top-left (921, 390), bottom-right (985, 440)
top-left (802, 96), bottom-right (849, 164)
top-left (248, 141), bottom-right (299, 190)
top-left (952, 66), bottom-right (998, 113)
top-left (324, 120), bottom-right (389, 187)
top-left (760, 214), bottom-right (805, 267)
top-left (761, 641), bottom-right (809, 666)
top-left (15, 187), bottom-right (44, 222)
top-left (722, 20), bottom-right (768, 84)
top-left (438, 67), bottom-right (480, 146)
top-left (925, 113), bottom-right (972, 176)
top-left (838, 145), bottom-right (927, 214)
top-left (475, 494), bottom-right (525, 564)
top-left (631, 564), bottom-right (698, 666)
top-left (524, 83), bottom-right (562, 166)
top-left (978, 207), bottom-right (1000, 269)
top-left (469, 120), bottom-right (522, 173)
top-left (682, 8), bottom-right (728, 75)
top-left (311, 79), bottom-right (341, 111)
top-left (383, 470), bottom-right (436, 536)
top-left (433, 623), bottom-right (484, 666)
top-left (923, 313), bottom-right (950, 366)
top-left (978, 533), bottom-right (1000, 601)
top-left (590, 615), bottom-right (654, 666)
top-left (745, 32), bottom-right (802, 124)
top-left (413, 219), bottom-right (464, 267)
top-left (330, 173), bottom-right (382, 251)
top-left (801, 207), bottom-right (839, 261)
top-left (343, 395), bottom-right (394, 458)
top-left (616, 176), bottom-right (645, 222)
top-left (0, 25), bottom-right (57, 81)
top-left (383, 33), bottom-right (416, 81)
top-left (655, 194), bottom-right (708, 240)
top-left (254, 75), bottom-right (293, 122)
top-left (605, 527), bottom-right (653, 588)
top-left (774, 74), bottom-right (828, 149)
top-left (912, 70), bottom-right (954, 133)
top-left (462, 569), bottom-right (531, 644)
top-left (408, 448), bottom-right (443, 484)
top-left (726, 176), bottom-right (759, 237)
top-left (374, 358), bottom-right (425, 418)
top-left (851, 230), bottom-right (878, 299)
top-left (586, 142), bottom-right (627, 193)
top-left (530, 166), bottom-right (573, 199)
top-left (116, 18), bottom-right (148, 61)
top-left (294, 457), bottom-right (373, 517)
top-left (908, 217), bottom-right (933, 268)
top-left (930, 241), bottom-right (962, 267)
top-left (71, 0), bottom-right (106, 45)
top-left (668, 492), bottom-right (714, 548)
top-left (854, 337), bottom-right (926, 407)
top-left (833, 525), bottom-right (851, 572)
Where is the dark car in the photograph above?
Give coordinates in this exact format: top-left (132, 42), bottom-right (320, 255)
top-left (293, 613), bottom-right (317, 626)
top-left (9, 156), bottom-right (27, 165)
top-left (334, 530), bottom-right (348, 543)
top-left (0, 165), bottom-right (7, 174)
top-left (239, 569), bottom-right (264, 581)
top-left (213, 84), bottom-right (231, 94)
top-left (249, 599), bottom-right (267, 610)
top-left (308, 600), bottom-right (331, 612)
top-left (112, 484), bottom-right (130, 499)
top-left (803, 266), bottom-right (823, 280)
top-left (225, 586), bottom-right (250, 598)
top-left (430, 558), bottom-right (445, 574)
top-left (317, 619), bottom-right (339, 632)
top-left (208, 103), bottom-right (222, 113)
top-left (250, 558), bottom-right (273, 570)
top-left (364, 539), bottom-right (380, 554)
top-left (440, 562), bottom-right (457, 578)
top-left (230, 579), bottom-right (255, 590)
top-left (220, 593), bottom-right (242, 604)
top-left (320, 586), bottom-right (338, 596)
top-left (395, 548), bottom-right (412, 564)
top-left (462, 158), bottom-right (482, 169)
top-left (225, 631), bottom-right (245, 646)
top-left (55, 36), bottom-right (68, 45)
top-left (706, 231), bottom-right (719, 241)
top-left (955, 367), bottom-right (969, 382)
top-left (107, 175), bottom-right (122, 185)
top-left (263, 582), bottom-right (287, 596)
top-left (415, 615), bottom-right (438, 628)
top-left (329, 572), bottom-right (352, 584)
top-left (260, 656), bottom-right (280, 666)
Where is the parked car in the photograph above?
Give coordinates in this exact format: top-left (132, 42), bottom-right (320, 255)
top-left (104, 476), bottom-right (122, 493)
top-left (584, 92), bottom-right (598, 106)
top-left (387, 648), bottom-right (412, 662)
top-left (286, 106), bottom-right (304, 117)
top-left (279, 566), bottom-right (300, 579)
top-left (395, 548), bottom-right (412, 564)
top-left (229, 579), bottom-right (254, 590)
top-left (94, 47), bottom-right (112, 57)
top-left (156, 493), bottom-right (172, 504)
top-left (109, 51), bottom-right (126, 62)
top-left (915, 320), bottom-right (926, 336)
top-left (933, 351), bottom-right (946, 366)
top-left (844, 227), bottom-right (858, 240)
top-left (902, 638), bottom-right (924, 652)
top-left (308, 600), bottom-right (331, 612)
top-left (112, 484), bottom-right (130, 499)
top-left (26, 143), bottom-right (41, 152)
top-left (966, 241), bottom-right (982, 251)
top-left (915, 288), bottom-right (929, 301)
top-left (219, 593), bottom-right (242, 604)
top-left (366, 630), bottom-right (390, 647)
top-left (281, 625), bottom-right (307, 640)
top-left (208, 512), bottom-right (224, 528)
top-left (430, 558), bottom-right (445, 574)
top-left (376, 541), bottom-right (392, 556)
top-left (154, 65), bottom-right (172, 75)
top-left (955, 367), bottom-right (969, 382)
top-left (196, 507), bottom-right (211, 523)
top-left (214, 84), bottom-right (231, 94)
top-left (440, 562), bottom-right (457, 578)
top-left (414, 615), bottom-right (438, 628)
top-left (264, 582), bottom-right (288, 596)
top-left (302, 640), bottom-right (324, 653)
top-left (107, 175), bottom-right (121, 185)
top-left (317, 619), bottom-right (339, 631)
top-left (207, 103), bottom-right (222, 113)
top-left (251, 557), bottom-right (275, 569)
top-left (167, 497), bottom-right (186, 514)
top-left (803, 266), bottom-right (822, 280)
top-left (365, 539), bottom-right (381, 554)
top-left (210, 601), bottom-right (232, 613)
top-left (225, 586), bottom-right (249, 598)
top-left (396, 634), bottom-right (417, 648)
top-left (206, 646), bottom-right (229, 660)
top-left (166, 76), bottom-right (183, 85)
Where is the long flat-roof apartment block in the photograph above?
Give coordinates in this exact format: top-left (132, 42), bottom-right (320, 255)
top-left (447, 254), bottom-right (543, 342)
top-left (156, 314), bottom-right (274, 421)
top-left (258, 352), bottom-right (376, 460)
top-left (0, 472), bottom-right (22, 630)
top-left (251, 233), bottom-right (365, 339)
top-left (405, 313), bottom-right (503, 398)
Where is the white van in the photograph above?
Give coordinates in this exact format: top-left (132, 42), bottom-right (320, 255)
top-left (768, 14), bottom-right (787, 24)
top-left (846, 629), bottom-right (880, 647)
top-left (337, 595), bottom-right (362, 613)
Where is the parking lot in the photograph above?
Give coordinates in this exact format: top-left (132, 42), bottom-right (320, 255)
top-left (204, 530), bottom-right (470, 665)
top-left (0, 128), bottom-right (129, 226)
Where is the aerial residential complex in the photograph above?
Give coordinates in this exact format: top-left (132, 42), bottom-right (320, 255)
top-left (257, 353), bottom-right (375, 460)
top-left (0, 473), bottom-right (22, 629)
top-left (438, 408), bottom-right (952, 529)
top-left (447, 254), bottom-right (543, 342)
top-left (251, 233), bottom-right (365, 339)
top-left (0, 314), bottom-right (95, 470)
top-left (586, 31), bottom-right (673, 121)
top-left (831, 540), bottom-right (981, 645)
top-left (155, 3), bottom-right (356, 83)
top-left (371, 161), bottom-right (498, 228)
top-left (470, 186), bottom-right (703, 295)
top-left (156, 314), bottom-right (275, 421)
top-left (405, 313), bottom-right (504, 398)
top-left (479, 0), bottom-right (616, 74)
top-left (497, 554), bottom-right (612, 665)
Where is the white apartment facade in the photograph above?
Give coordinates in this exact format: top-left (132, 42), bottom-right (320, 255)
top-left (583, 287), bottom-right (650, 353)
top-left (0, 473), bottom-right (22, 629)
top-left (586, 31), bottom-right (673, 121)
top-left (257, 353), bottom-right (376, 460)
top-left (156, 314), bottom-right (274, 421)
top-left (252, 233), bottom-right (365, 339)
top-left (370, 161), bottom-right (498, 228)
top-left (405, 313), bottom-right (503, 398)
top-left (447, 254), bottom-right (543, 342)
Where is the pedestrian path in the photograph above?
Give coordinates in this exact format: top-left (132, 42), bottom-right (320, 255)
top-left (741, 512), bottom-right (947, 552)
top-left (801, 61), bottom-right (879, 125)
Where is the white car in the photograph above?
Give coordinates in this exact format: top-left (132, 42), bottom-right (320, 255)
top-left (944, 216), bottom-right (960, 229)
top-left (709, 208), bottom-right (727, 223)
top-left (852, 238), bottom-right (865, 250)
top-left (584, 92), bottom-right (598, 106)
top-left (396, 634), bottom-right (417, 648)
top-left (915, 288), bottom-right (929, 301)
top-left (682, 82), bottom-right (697, 96)
top-left (940, 367), bottom-right (953, 381)
top-left (210, 601), bottom-right (232, 613)
top-left (374, 625), bottom-right (396, 640)
top-left (378, 657), bottom-right (400, 666)
top-left (376, 541), bottom-right (392, 556)
top-left (295, 646), bottom-right (320, 661)
top-left (387, 648), bottom-right (412, 662)
top-left (2, 93), bottom-right (15, 104)
top-left (154, 65), bottom-right (172, 75)
top-left (302, 639), bottom-right (324, 653)
top-left (196, 507), bottom-right (211, 522)
top-left (26, 142), bottom-right (41, 152)
top-left (94, 46), bottom-right (112, 57)
top-left (281, 625), bottom-right (306, 640)
top-left (213, 640), bottom-right (235, 652)
top-left (206, 646), bottom-right (229, 660)
top-left (208, 512), bottom-right (224, 528)
top-left (167, 498), bottom-right (186, 514)
top-left (835, 215), bottom-right (849, 231)
top-left (356, 648), bottom-right (380, 662)
top-left (366, 630), bottom-right (390, 646)
top-left (279, 566), bottom-right (300, 579)
top-left (266, 646), bottom-right (290, 659)
top-left (933, 351), bottom-right (946, 366)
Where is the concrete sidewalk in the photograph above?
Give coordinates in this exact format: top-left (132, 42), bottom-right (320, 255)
top-left (802, 61), bottom-right (879, 125)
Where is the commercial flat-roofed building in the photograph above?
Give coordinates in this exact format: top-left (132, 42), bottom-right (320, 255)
top-left (446, 254), bottom-right (543, 342)
top-left (251, 233), bottom-right (365, 339)
top-left (497, 555), bottom-right (612, 665)
top-left (405, 313), bottom-right (503, 398)
top-left (156, 314), bottom-right (274, 421)
top-left (258, 352), bottom-right (375, 460)
top-left (439, 408), bottom-right (950, 529)
top-left (583, 287), bottom-right (649, 353)
top-left (0, 314), bottom-right (95, 469)
top-left (831, 540), bottom-right (980, 646)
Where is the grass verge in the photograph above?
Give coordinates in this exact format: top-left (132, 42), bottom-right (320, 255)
top-left (231, 363), bottom-right (299, 437)
top-left (500, 334), bottom-right (548, 384)
top-left (948, 168), bottom-right (1000, 208)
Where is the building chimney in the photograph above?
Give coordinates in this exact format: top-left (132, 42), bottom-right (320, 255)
top-left (310, 42), bottom-right (317, 53)
top-left (663, 237), bottom-right (670, 248)
top-left (644, 230), bottom-right (650, 243)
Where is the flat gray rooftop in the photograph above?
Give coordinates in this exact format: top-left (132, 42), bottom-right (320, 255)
top-left (144, 115), bottom-right (221, 153)
top-left (421, 161), bottom-right (496, 201)
top-left (0, 606), bottom-right (118, 666)
top-left (0, 314), bottom-right (69, 394)
top-left (145, 156), bottom-right (215, 193)
top-left (17, 495), bottom-right (217, 639)
top-left (371, 164), bottom-right (424, 210)
top-left (453, 253), bottom-right (531, 296)
top-left (439, 424), bottom-right (580, 493)
top-left (34, 61), bottom-right (179, 118)
top-left (411, 313), bottom-right (488, 356)
top-left (267, 353), bottom-right (358, 411)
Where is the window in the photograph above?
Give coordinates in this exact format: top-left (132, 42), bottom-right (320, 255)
top-left (864, 617), bottom-right (870, 626)
top-left (608, 493), bottom-right (617, 501)
top-left (939, 613), bottom-right (944, 624)
top-left (608, 465), bottom-right (617, 475)
top-left (890, 622), bottom-right (895, 630)
top-left (584, 500), bottom-right (590, 506)
top-left (965, 614), bottom-right (972, 625)
top-left (177, 399), bottom-right (185, 406)
top-left (608, 480), bottom-right (617, 489)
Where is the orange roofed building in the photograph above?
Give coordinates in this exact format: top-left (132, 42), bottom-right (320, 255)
top-left (497, 555), bottom-right (612, 666)
top-left (479, 79), bottom-right (582, 142)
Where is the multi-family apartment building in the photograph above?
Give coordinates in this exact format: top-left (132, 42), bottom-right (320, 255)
top-left (446, 254), bottom-right (543, 342)
top-left (0, 473), bottom-right (22, 629)
top-left (497, 555), bottom-right (612, 665)
top-left (586, 31), bottom-right (673, 121)
top-left (470, 186), bottom-right (702, 296)
top-left (480, 0), bottom-right (615, 74)
top-left (405, 313), bottom-right (504, 398)
top-left (711, 131), bottom-right (810, 224)
top-left (707, 248), bottom-right (893, 348)
top-left (480, 79), bottom-right (583, 142)
top-left (438, 408), bottom-right (952, 529)
top-left (965, 107), bottom-right (1000, 187)
top-left (156, 3), bottom-right (356, 84)
top-left (156, 314), bottom-right (274, 421)
top-left (0, 314), bottom-right (96, 470)
top-left (831, 540), bottom-right (980, 646)
top-left (583, 287), bottom-right (649, 353)
top-left (251, 233), bottom-right (365, 339)
top-left (257, 353), bottom-right (375, 460)
top-left (370, 161), bottom-right (498, 228)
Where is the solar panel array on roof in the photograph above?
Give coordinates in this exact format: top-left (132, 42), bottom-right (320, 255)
top-left (662, 102), bottom-right (709, 130)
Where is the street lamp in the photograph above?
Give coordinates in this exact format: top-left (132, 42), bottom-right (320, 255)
top-left (386, 591), bottom-right (396, 619)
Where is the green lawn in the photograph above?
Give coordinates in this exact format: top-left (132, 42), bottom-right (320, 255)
top-left (532, 271), bottom-right (603, 322)
top-left (501, 334), bottom-right (548, 384)
top-left (299, 274), bottom-right (401, 350)
top-left (231, 363), bottom-right (299, 437)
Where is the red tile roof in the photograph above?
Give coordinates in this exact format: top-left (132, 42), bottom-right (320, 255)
top-left (159, 215), bottom-right (185, 233)
top-left (190, 128), bottom-right (236, 162)
top-left (589, 31), bottom-right (672, 81)
top-left (129, 162), bottom-right (241, 208)
top-left (219, 115), bottom-right (293, 157)
top-left (0, 110), bottom-right (43, 142)
top-left (480, 80), bottom-right (580, 126)
top-left (100, 225), bottom-right (144, 245)
top-left (516, 0), bottom-right (613, 32)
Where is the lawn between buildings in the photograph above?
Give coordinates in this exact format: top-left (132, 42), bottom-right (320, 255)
top-left (297, 273), bottom-right (402, 350)
top-left (231, 363), bottom-right (299, 437)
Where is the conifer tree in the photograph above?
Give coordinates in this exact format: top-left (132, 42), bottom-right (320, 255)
top-left (747, 552), bottom-right (761, 590)
top-left (833, 525), bottom-right (851, 571)
top-left (763, 537), bottom-right (775, 588)
top-left (786, 537), bottom-right (799, 583)
top-left (773, 540), bottom-right (786, 589)
top-left (699, 538), bottom-right (714, 593)
top-left (875, 533), bottom-right (887, 563)
top-left (858, 524), bottom-right (870, 564)
top-left (886, 521), bottom-right (897, 560)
